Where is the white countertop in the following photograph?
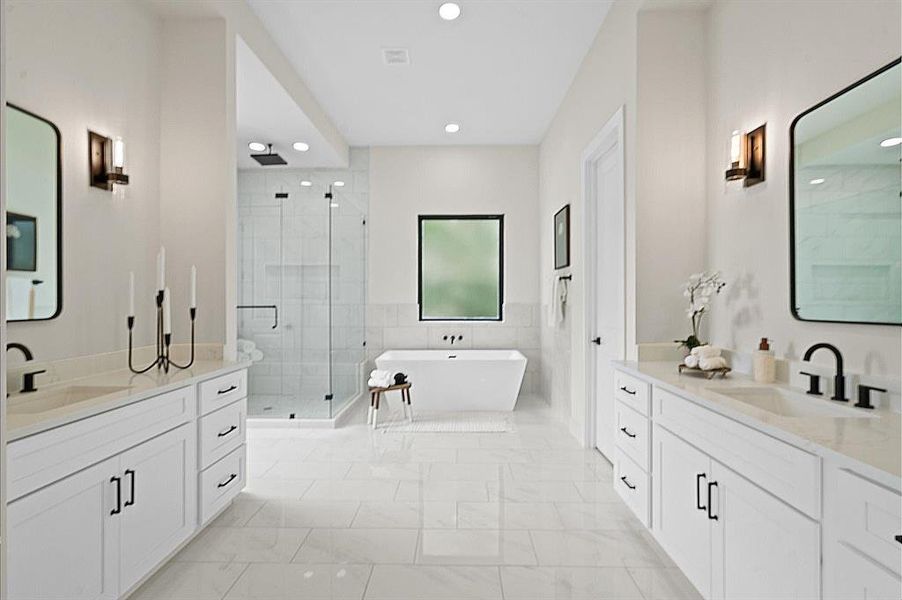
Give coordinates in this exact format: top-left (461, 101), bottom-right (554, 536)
top-left (615, 361), bottom-right (901, 487)
top-left (7, 360), bottom-right (250, 441)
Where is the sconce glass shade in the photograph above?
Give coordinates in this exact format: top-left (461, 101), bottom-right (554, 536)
top-left (725, 129), bottom-right (747, 181)
top-left (112, 137), bottom-right (125, 169)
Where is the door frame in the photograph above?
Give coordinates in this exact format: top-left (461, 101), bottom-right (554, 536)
top-left (582, 106), bottom-right (626, 450)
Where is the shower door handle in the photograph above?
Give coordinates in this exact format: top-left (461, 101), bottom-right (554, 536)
top-left (237, 304), bottom-right (278, 329)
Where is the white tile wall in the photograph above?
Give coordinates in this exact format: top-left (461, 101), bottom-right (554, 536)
top-left (366, 302), bottom-right (542, 393)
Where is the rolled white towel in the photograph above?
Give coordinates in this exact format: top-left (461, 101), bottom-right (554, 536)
top-left (249, 349), bottom-right (264, 363)
top-left (698, 356), bottom-right (727, 371)
top-left (684, 354), bottom-right (699, 369)
top-left (236, 338), bottom-right (257, 354)
top-left (693, 345), bottom-right (721, 359)
top-left (368, 377), bottom-right (392, 389)
top-left (370, 369), bottom-right (393, 380)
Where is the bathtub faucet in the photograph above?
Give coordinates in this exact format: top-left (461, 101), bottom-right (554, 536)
top-left (442, 335), bottom-right (464, 345)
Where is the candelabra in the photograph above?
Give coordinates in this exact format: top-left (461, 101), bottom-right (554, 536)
top-left (127, 289), bottom-right (196, 374)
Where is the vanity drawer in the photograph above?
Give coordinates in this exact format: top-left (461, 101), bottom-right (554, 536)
top-left (614, 449), bottom-right (649, 527)
top-left (653, 386), bottom-right (821, 519)
top-left (198, 369), bottom-right (247, 416)
top-left (8, 386), bottom-right (195, 501)
top-left (199, 445), bottom-right (246, 525)
top-left (199, 398), bottom-right (246, 469)
top-left (614, 370), bottom-right (650, 416)
top-left (615, 401), bottom-right (650, 470)
top-left (835, 469), bottom-right (902, 575)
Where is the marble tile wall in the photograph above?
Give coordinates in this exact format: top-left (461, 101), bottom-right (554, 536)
top-left (365, 302), bottom-right (541, 393)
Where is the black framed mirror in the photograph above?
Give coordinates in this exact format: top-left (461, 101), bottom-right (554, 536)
top-left (789, 58), bottom-right (901, 326)
top-left (5, 103), bottom-right (63, 321)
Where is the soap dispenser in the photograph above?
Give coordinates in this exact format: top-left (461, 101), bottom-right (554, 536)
top-left (753, 337), bottom-right (776, 383)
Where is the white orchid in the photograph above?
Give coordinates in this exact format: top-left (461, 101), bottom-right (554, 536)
top-left (676, 271), bottom-right (726, 350)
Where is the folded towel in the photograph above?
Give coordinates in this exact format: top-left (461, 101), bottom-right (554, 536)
top-left (370, 369), bottom-right (393, 380)
top-left (692, 345), bottom-right (721, 359)
top-left (698, 356), bottom-right (727, 371)
top-left (368, 377), bottom-right (393, 389)
top-left (684, 355), bottom-right (699, 369)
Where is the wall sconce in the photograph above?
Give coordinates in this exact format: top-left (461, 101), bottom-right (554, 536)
top-left (724, 124), bottom-right (766, 187)
top-left (89, 131), bottom-right (130, 191)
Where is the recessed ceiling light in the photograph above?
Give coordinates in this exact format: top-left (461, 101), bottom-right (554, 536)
top-left (444, 123), bottom-right (461, 133)
top-left (880, 137), bottom-right (902, 147)
top-left (809, 178), bottom-right (825, 185)
top-left (248, 142), bottom-right (266, 152)
top-left (333, 181), bottom-right (345, 187)
top-left (300, 180), bottom-right (312, 187)
top-left (293, 142), bottom-right (310, 152)
top-left (439, 2), bottom-right (461, 20)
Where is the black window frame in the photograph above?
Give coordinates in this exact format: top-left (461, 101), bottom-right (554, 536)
top-left (417, 214), bottom-right (504, 322)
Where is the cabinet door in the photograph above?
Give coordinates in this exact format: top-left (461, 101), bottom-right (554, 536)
top-left (7, 457), bottom-right (120, 600)
top-left (710, 461), bottom-right (820, 600)
top-left (829, 542), bottom-right (902, 600)
top-left (118, 423), bottom-right (197, 593)
top-left (652, 425), bottom-right (711, 599)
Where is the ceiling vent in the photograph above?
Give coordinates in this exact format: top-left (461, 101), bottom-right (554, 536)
top-left (382, 48), bottom-right (410, 66)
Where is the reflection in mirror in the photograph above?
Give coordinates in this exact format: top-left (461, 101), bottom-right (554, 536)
top-left (5, 104), bottom-right (62, 321)
top-left (791, 59), bottom-right (901, 325)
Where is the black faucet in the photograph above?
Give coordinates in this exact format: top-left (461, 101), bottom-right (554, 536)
top-left (6, 342), bottom-right (45, 394)
top-left (801, 343), bottom-right (846, 402)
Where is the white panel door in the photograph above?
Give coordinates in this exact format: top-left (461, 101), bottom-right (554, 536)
top-left (709, 461), bottom-right (820, 600)
top-left (118, 423), bottom-right (197, 593)
top-left (7, 457), bottom-right (120, 600)
top-left (592, 138), bottom-right (625, 459)
top-left (653, 426), bottom-right (711, 599)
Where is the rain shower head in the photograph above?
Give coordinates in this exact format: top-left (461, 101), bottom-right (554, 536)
top-left (250, 144), bottom-right (287, 166)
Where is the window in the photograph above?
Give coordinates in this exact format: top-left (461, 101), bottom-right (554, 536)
top-left (418, 215), bottom-right (503, 321)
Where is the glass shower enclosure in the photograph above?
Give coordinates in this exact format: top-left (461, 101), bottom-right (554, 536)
top-left (237, 176), bottom-right (366, 420)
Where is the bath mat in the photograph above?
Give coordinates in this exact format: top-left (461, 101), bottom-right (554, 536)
top-left (378, 411), bottom-right (514, 433)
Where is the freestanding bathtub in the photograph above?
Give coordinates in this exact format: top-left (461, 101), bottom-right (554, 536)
top-left (375, 350), bottom-right (527, 411)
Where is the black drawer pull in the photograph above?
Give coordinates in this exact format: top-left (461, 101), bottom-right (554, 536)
top-left (110, 476), bottom-right (122, 515)
top-left (707, 481), bottom-right (719, 520)
top-left (620, 475), bottom-right (636, 490)
top-left (619, 427), bottom-right (636, 438)
top-left (217, 473), bottom-right (238, 488)
top-left (217, 384), bottom-right (238, 395)
top-left (895, 535), bottom-right (902, 545)
top-left (124, 469), bottom-right (136, 507)
top-left (217, 424), bottom-right (238, 438)
top-left (619, 386), bottom-right (636, 395)
top-left (696, 473), bottom-right (707, 510)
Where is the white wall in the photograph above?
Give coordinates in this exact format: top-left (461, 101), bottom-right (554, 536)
top-left (368, 145), bottom-right (542, 392)
top-left (636, 9), bottom-right (708, 343)
top-left (538, 0), bottom-right (642, 434)
top-left (5, 0), bottom-right (163, 361)
top-left (704, 0), bottom-right (902, 376)
top-left (159, 19), bottom-right (236, 353)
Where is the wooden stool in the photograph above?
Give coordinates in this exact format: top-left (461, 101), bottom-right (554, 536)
top-left (368, 382), bottom-right (412, 429)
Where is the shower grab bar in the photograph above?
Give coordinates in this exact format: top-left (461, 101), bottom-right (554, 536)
top-left (237, 304), bottom-right (278, 329)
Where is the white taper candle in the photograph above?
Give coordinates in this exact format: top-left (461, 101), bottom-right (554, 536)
top-left (162, 287), bottom-right (172, 335)
top-left (128, 271), bottom-right (135, 317)
top-left (157, 246), bottom-right (166, 291)
top-left (190, 265), bottom-right (197, 309)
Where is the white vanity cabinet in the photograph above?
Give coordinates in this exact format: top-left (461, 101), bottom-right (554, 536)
top-left (6, 366), bottom-right (249, 600)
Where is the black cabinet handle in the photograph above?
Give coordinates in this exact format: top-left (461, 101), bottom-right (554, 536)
top-left (619, 427), bottom-right (636, 439)
top-left (217, 473), bottom-right (238, 488)
top-left (217, 424), bottom-right (238, 438)
top-left (124, 469), bottom-right (136, 507)
top-left (217, 384), bottom-right (238, 395)
top-left (591, 337), bottom-right (602, 346)
top-left (895, 535), bottom-right (902, 545)
top-left (696, 473), bottom-right (707, 511)
top-left (619, 386), bottom-right (636, 395)
top-left (707, 481), bottom-right (719, 520)
top-left (110, 476), bottom-right (122, 515)
top-left (620, 475), bottom-right (636, 490)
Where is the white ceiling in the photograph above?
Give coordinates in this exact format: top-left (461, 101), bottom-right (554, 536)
top-left (246, 0), bottom-right (613, 146)
top-left (236, 36), bottom-right (345, 169)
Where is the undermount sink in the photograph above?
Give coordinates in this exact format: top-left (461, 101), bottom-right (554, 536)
top-left (712, 386), bottom-right (877, 419)
top-left (8, 385), bottom-right (131, 415)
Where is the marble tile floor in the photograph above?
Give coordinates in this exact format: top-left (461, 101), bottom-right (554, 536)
top-left (132, 395), bottom-right (702, 600)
